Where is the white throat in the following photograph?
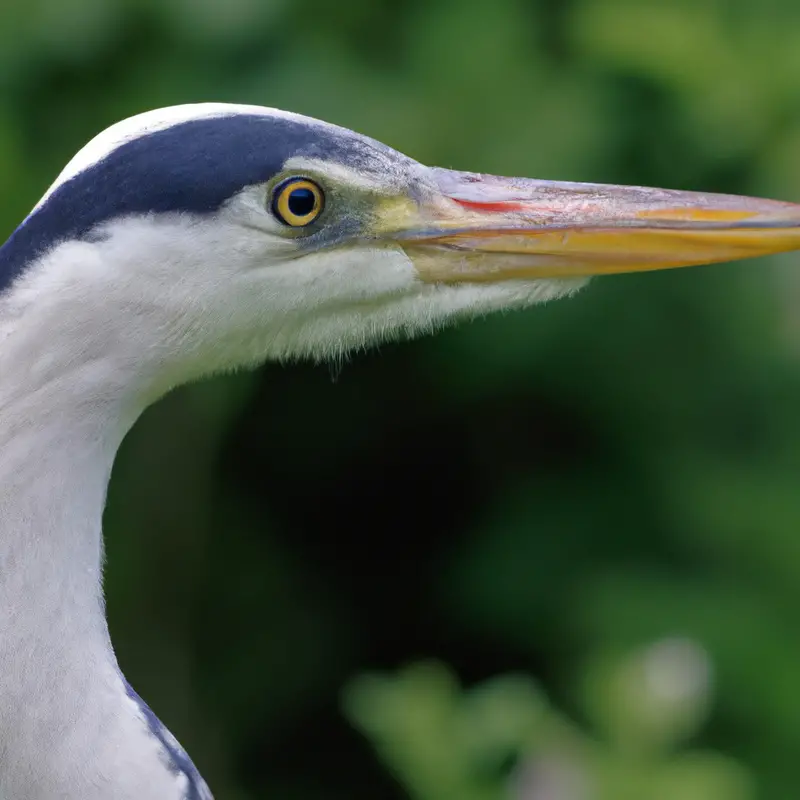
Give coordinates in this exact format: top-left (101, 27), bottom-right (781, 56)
top-left (0, 266), bottom-right (210, 799)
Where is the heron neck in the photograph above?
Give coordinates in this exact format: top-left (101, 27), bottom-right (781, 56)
top-left (0, 301), bottom-right (199, 798)
top-left (0, 372), bottom-right (125, 667)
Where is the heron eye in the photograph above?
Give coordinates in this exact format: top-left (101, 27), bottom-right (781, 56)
top-left (271, 178), bottom-right (325, 227)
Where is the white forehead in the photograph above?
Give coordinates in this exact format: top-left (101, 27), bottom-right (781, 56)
top-left (37, 103), bottom-right (318, 209)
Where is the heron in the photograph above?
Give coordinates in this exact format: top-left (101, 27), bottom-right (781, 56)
top-left (2, 102), bottom-right (800, 799)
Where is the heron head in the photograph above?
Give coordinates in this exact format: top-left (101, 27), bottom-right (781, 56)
top-left (4, 103), bottom-right (800, 394)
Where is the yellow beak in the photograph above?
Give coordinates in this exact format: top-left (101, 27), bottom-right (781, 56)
top-left (391, 168), bottom-right (800, 282)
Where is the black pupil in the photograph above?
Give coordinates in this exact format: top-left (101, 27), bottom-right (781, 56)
top-left (287, 186), bottom-right (317, 217)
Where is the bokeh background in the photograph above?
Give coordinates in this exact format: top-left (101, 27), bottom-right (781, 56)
top-left (3, 0), bottom-right (800, 798)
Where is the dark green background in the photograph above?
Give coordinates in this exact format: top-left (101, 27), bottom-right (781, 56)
top-left (3, 1), bottom-right (800, 798)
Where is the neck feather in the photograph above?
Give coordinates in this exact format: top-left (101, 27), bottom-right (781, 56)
top-left (0, 264), bottom-right (211, 799)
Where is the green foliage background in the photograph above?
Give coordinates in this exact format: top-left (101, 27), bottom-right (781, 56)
top-left (3, 1), bottom-right (800, 798)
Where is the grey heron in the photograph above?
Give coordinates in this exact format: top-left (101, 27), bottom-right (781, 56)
top-left (1, 102), bottom-right (799, 799)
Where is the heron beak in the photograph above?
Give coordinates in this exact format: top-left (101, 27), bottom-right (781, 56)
top-left (391, 167), bottom-right (800, 282)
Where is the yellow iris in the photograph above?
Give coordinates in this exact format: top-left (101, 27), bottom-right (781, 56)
top-left (272, 178), bottom-right (325, 227)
